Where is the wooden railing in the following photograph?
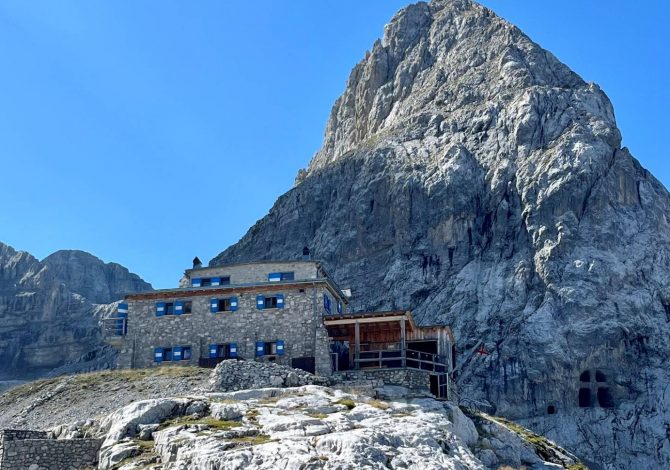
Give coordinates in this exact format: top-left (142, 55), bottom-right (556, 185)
top-left (353, 348), bottom-right (449, 373)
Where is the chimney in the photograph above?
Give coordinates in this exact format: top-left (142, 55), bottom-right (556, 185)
top-left (192, 256), bottom-right (202, 269)
top-left (302, 246), bottom-right (311, 261)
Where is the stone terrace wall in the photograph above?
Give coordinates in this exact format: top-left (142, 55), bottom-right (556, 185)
top-left (334, 368), bottom-right (432, 391)
top-left (0, 430), bottom-right (101, 470)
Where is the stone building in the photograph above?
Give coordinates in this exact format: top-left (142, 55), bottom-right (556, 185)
top-left (106, 258), bottom-right (455, 398)
top-left (107, 260), bottom-right (347, 375)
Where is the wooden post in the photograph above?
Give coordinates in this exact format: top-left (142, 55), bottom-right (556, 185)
top-left (400, 318), bottom-right (406, 368)
top-left (354, 320), bottom-right (360, 370)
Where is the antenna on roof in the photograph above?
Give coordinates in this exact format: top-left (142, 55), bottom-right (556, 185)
top-left (302, 246), bottom-right (311, 261)
top-left (192, 256), bottom-right (202, 269)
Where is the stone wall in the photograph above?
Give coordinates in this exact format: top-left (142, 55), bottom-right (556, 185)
top-left (0, 430), bottom-right (101, 470)
top-left (334, 368), bottom-right (432, 392)
top-left (118, 285), bottom-right (334, 375)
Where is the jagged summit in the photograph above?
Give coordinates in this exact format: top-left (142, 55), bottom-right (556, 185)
top-left (303, 0), bottom-right (599, 176)
top-left (213, 1), bottom-right (670, 467)
top-left (43, 249), bottom-right (151, 304)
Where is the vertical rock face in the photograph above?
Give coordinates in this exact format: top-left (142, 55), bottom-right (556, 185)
top-left (0, 242), bottom-right (152, 378)
top-left (212, 0), bottom-right (670, 467)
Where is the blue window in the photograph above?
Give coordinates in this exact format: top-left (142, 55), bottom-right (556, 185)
top-left (256, 340), bottom-right (285, 356)
top-left (337, 301), bottom-right (343, 315)
top-left (209, 343), bottom-right (237, 359)
top-left (116, 303), bottom-right (128, 336)
top-left (174, 301), bottom-right (192, 315)
top-left (268, 272), bottom-right (294, 282)
top-left (323, 294), bottom-right (332, 314)
top-left (211, 276), bottom-right (231, 286)
top-left (256, 294), bottom-right (284, 309)
top-left (211, 297), bottom-right (239, 313)
top-left (156, 346), bottom-right (191, 362)
top-left (194, 276), bottom-right (231, 287)
top-left (156, 301), bottom-right (187, 316)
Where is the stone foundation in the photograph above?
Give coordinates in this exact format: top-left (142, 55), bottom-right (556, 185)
top-left (0, 429), bottom-right (101, 470)
top-left (333, 368), bottom-right (433, 392)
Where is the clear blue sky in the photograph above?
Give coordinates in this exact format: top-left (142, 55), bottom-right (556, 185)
top-left (0, 1), bottom-right (667, 289)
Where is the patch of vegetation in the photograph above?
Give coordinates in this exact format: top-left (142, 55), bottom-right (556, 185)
top-left (159, 415), bottom-right (241, 431)
top-left (307, 412), bottom-right (328, 419)
top-left (335, 398), bottom-right (356, 410)
top-left (230, 434), bottom-right (274, 446)
top-left (567, 464), bottom-right (589, 470)
top-left (246, 409), bottom-right (261, 423)
top-left (110, 440), bottom-right (158, 470)
top-left (367, 399), bottom-right (390, 410)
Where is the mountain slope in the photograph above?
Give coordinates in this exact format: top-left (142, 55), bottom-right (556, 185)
top-left (0, 242), bottom-right (152, 379)
top-left (211, 1), bottom-right (670, 468)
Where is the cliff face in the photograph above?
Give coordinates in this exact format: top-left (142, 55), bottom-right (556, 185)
top-left (212, 1), bottom-right (670, 468)
top-left (0, 243), bottom-right (152, 379)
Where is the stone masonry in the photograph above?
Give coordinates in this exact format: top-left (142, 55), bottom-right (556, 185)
top-left (0, 429), bottom-right (101, 470)
top-left (334, 369), bottom-right (433, 393)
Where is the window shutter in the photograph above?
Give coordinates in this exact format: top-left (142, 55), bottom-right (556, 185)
top-left (323, 294), bottom-right (331, 313)
top-left (337, 301), bottom-right (342, 315)
top-left (118, 303), bottom-right (128, 314)
top-left (229, 343), bottom-right (238, 358)
top-left (212, 277), bottom-right (221, 286)
top-left (209, 344), bottom-right (218, 358)
top-left (156, 302), bottom-right (166, 317)
top-left (210, 298), bottom-right (219, 314)
top-left (174, 301), bottom-right (184, 315)
top-left (154, 348), bottom-right (164, 363)
top-left (276, 340), bottom-right (285, 356)
top-left (276, 294), bottom-right (284, 308)
top-left (268, 272), bottom-right (281, 282)
top-left (255, 341), bottom-right (265, 357)
top-left (173, 346), bottom-right (183, 361)
top-left (191, 278), bottom-right (202, 287)
top-left (230, 296), bottom-right (238, 312)
top-left (256, 295), bottom-right (265, 310)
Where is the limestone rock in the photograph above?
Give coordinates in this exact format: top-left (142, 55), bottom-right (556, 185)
top-left (211, 0), bottom-right (670, 467)
top-left (91, 384), bottom-right (583, 469)
top-left (42, 250), bottom-right (151, 305)
top-left (208, 359), bottom-right (330, 392)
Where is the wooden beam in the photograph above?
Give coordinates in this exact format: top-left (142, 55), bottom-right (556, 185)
top-left (324, 315), bottom-right (407, 326)
top-left (400, 318), bottom-right (406, 368)
top-left (354, 320), bottom-right (360, 370)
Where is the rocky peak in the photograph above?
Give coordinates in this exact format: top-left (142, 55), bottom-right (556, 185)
top-left (304, 0), bottom-right (591, 176)
top-left (42, 250), bottom-right (152, 304)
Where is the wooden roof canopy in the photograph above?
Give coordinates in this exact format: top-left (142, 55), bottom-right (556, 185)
top-left (324, 310), bottom-right (416, 338)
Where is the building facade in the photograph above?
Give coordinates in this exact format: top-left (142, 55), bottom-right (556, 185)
top-left (109, 260), bottom-right (347, 376)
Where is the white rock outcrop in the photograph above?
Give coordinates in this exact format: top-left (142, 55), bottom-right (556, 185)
top-left (93, 385), bottom-right (581, 469)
